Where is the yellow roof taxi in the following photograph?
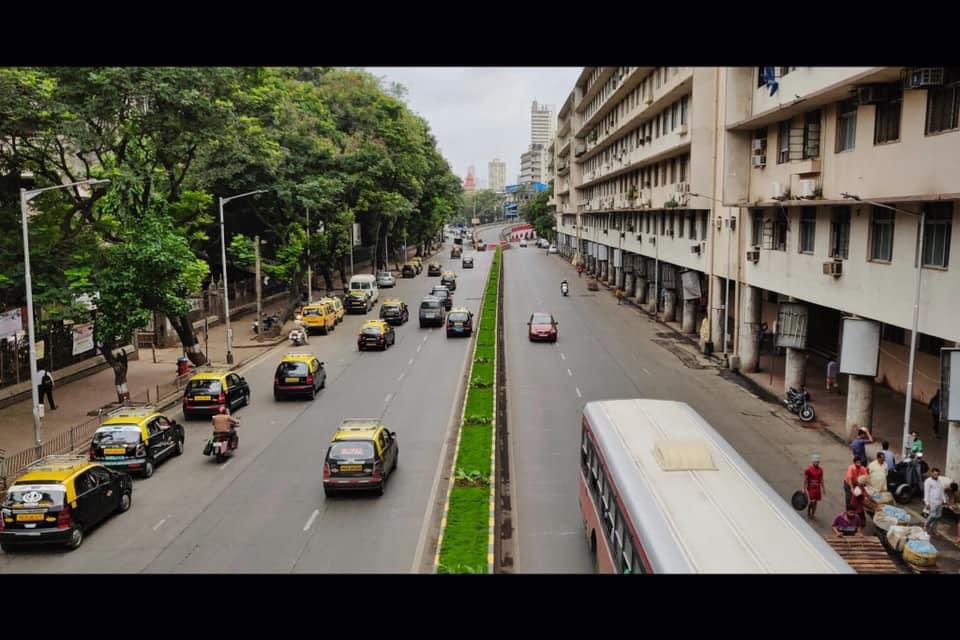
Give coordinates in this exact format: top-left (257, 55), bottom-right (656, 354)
top-left (182, 369), bottom-right (250, 420)
top-left (323, 420), bottom-right (399, 497)
top-left (318, 296), bottom-right (345, 323)
top-left (301, 301), bottom-right (337, 335)
top-left (90, 405), bottom-right (186, 478)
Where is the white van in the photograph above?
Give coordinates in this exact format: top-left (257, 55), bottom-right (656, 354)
top-left (349, 274), bottom-right (379, 304)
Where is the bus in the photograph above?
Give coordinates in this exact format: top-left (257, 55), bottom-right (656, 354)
top-left (579, 399), bottom-right (853, 574)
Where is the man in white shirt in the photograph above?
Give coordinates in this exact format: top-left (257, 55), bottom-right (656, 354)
top-left (924, 467), bottom-right (945, 535)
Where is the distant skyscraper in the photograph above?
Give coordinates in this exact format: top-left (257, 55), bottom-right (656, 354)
top-left (530, 101), bottom-right (555, 148)
top-left (464, 165), bottom-right (476, 191)
top-left (488, 158), bottom-right (506, 193)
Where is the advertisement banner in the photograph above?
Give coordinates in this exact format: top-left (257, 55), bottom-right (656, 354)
top-left (72, 323), bottom-right (95, 356)
top-left (680, 271), bottom-right (701, 300)
top-left (0, 308), bottom-right (22, 339)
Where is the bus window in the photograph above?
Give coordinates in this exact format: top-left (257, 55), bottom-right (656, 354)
top-left (614, 506), bottom-right (624, 553)
top-left (622, 537), bottom-right (635, 575)
top-left (581, 429), bottom-right (589, 468)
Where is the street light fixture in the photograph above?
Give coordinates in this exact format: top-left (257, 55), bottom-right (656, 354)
top-left (219, 189), bottom-right (269, 365)
top-left (20, 178), bottom-right (111, 446)
top-left (843, 192), bottom-right (927, 459)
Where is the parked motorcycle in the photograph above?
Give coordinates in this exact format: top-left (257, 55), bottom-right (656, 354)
top-left (252, 312), bottom-right (281, 335)
top-left (784, 386), bottom-right (815, 422)
top-left (561, 280), bottom-right (569, 297)
top-left (888, 454), bottom-right (928, 504)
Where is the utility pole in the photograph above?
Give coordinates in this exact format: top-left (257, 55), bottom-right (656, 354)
top-left (255, 234), bottom-right (262, 342)
top-left (306, 206), bottom-right (312, 304)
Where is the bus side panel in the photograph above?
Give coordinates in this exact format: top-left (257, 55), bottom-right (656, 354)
top-left (579, 472), bottom-right (616, 574)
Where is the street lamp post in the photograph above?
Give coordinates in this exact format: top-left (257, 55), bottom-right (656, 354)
top-left (20, 178), bottom-right (110, 446)
top-left (843, 193), bottom-right (926, 459)
top-left (219, 189), bottom-right (268, 365)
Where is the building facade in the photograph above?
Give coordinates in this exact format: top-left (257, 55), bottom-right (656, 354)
top-left (488, 158), bottom-right (507, 193)
top-left (464, 165), bottom-right (476, 191)
top-left (552, 66), bottom-right (960, 444)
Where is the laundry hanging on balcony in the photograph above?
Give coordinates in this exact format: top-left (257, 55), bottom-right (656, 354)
top-left (761, 67), bottom-right (779, 97)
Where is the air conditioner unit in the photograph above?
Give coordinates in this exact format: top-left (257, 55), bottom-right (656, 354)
top-left (798, 179), bottom-right (817, 198)
top-left (690, 244), bottom-right (701, 255)
top-left (823, 260), bottom-right (843, 277)
top-left (856, 84), bottom-right (892, 105)
top-left (752, 138), bottom-right (767, 152)
top-left (676, 182), bottom-right (690, 193)
top-left (677, 124), bottom-right (689, 135)
top-left (746, 250), bottom-right (760, 263)
top-left (904, 67), bottom-right (944, 90)
top-left (649, 236), bottom-right (657, 245)
top-left (752, 154), bottom-right (767, 168)
top-left (771, 182), bottom-right (786, 200)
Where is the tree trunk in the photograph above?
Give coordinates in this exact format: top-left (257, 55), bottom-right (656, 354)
top-left (370, 220), bottom-right (381, 274)
top-left (339, 256), bottom-right (349, 290)
top-left (100, 344), bottom-right (130, 402)
top-left (167, 313), bottom-right (208, 366)
top-left (322, 267), bottom-right (334, 293)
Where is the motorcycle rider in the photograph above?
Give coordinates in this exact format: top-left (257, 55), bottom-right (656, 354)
top-left (561, 279), bottom-right (569, 296)
top-left (212, 406), bottom-right (239, 450)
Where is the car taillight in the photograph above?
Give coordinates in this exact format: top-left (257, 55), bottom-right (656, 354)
top-left (323, 463), bottom-right (331, 480)
top-left (274, 377), bottom-right (280, 386)
top-left (306, 375), bottom-right (313, 385)
top-left (447, 321), bottom-right (453, 328)
top-left (371, 464), bottom-right (383, 481)
top-left (218, 392), bottom-right (226, 404)
top-left (57, 504), bottom-right (72, 529)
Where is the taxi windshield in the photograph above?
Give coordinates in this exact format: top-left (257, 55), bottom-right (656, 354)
top-left (278, 361), bottom-right (309, 376)
top-left (361, 326), bottom-right (383, 335)
top-left (329, 441), bottom-right (375, 461)
top-left (93, 424), bottom-right (142, 444)
top-left (187, 379), bottom-right (222, 394)
top-left (4, 484), bottom-right (66, 508)
top-left (449, 312), bottom-right (470, 322)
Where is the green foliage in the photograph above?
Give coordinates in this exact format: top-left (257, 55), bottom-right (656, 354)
top-left (227, 234), bottom-right (256, 270)
top-left (520, 192), bottom-right (556, 243)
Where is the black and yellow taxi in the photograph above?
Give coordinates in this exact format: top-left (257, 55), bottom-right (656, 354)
top-left (273, 353), bottom-right (326, 400)
top-left (345, 289), bottom-right (372, 314)
top-left (300, 300), bottom-right (337, 335)
top-left (323, 420), bottom-right (399, 497)
top-left (318, 296), bottom-right (345, 323)
top-left (379, 298), bottom-right (409, 325)
top-left (410, 256), bottom-right (424, 274)
top-left (440, 271), bottom-right (457, 291)
top-left (0, 456), bottom-right (133, 551)
top-left (427, 262), bottom-right (443, 276)
top-left (462, 256), bottom-right (474, 269)
top-left (402, 262), bottom-right (417, 278)
top-left (357, 319), bottom-right (396, 351)
top-left (451, 245), bottom-right (462, 258)
top-left (89, 405), bottom-right (185, 478)
top-left (182, 370), bottom-right (250, 420)
top-left (446, 307), bottom-right (475, 338)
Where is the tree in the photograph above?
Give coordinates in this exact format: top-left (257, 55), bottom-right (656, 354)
top-left (521, 192), bottom-right (556, 242)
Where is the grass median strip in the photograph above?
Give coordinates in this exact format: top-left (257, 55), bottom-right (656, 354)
top-left (437, 247), bottom-right (501, 574)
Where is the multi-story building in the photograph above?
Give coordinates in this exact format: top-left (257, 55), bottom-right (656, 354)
top-left (464, 165), bottom-right (476, 191)
top-left (531, 101), bottom-right (555, 147)
top-left (552, 66), bottom-right (960, 448)
top-left (519, 144), bottom-right (548, 184)
top-left (488, 158), bottom-right (507, 193)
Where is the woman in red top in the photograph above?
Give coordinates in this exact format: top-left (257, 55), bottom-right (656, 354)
top-left (803, 454), bottom-right (825, 520)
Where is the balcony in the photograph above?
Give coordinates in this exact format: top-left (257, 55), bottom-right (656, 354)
top-left (576, 67), bottom-right (681, 139)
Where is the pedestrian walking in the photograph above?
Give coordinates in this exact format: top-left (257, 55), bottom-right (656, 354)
top-left (881, 440), bottom-right (896, 471)
top-left (929, 389), bottom-right (941, 438)
top-left (615, 288), bottom-right (625, 305)
top-left (844, 457), bottom-right (869, 509)
top-left (868, 452), bottom-right (888, 492)
top-left (826, 359), bottom-right (839, 393)
top-left (923, 467), bottom-right (945, 536)
top-left (577, 263), bottom-right (584, 278)
top-left (36, 366), bottom-right (56, 410)
top-left (908, 430), bottom-right (924, 455)
top-left (803, 454), bottom-right (825, 520)
top-left (850, 427), bottom-right (874, 465)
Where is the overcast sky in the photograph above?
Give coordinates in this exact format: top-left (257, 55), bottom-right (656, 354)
top-left (364, 67), bottom-right (581, 188)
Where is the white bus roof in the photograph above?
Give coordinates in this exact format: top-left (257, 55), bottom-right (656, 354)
top-left (584, 399), bottom-right (853, 574)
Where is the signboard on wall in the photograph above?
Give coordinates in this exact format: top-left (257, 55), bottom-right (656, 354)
top-left (352, 223), bottom-right (361, 246)
top-left (776, 303), bottom-right (809, 350)
top-left (839, 318), bottom-right (880, 377)
top-left (471, 217), bottom-right (480, 225)
top-left (613, 249), bottom-right (622, 268)
top-left (680, 271), bottom-right (701, 300)
top-left (942, 348), bottom-right (960, 422)
top-left (72, 323), bottom-right (95, 356)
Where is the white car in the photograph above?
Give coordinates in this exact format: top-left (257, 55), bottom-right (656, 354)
top-left (548, 245), bottom-right (558, 254)
top-left (376, 271), bottom-right (396, 288)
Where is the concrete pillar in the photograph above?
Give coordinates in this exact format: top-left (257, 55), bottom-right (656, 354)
top-left (784, 347), bottom-right (808, 393)
top-left (624, 271), bottom-right (635, 298)
top-left (615, 266), bottom-right (625, 290)
top-left (635, 276), bottom-right (648, 304)
top-left (608, 262), bottom-right (617, 286)
top-left (662, 290), bottom-right (676, 323)
top-left (682, 298), bottom-right (697, 333)
top-left (845, 374), bottom-right (875, 441)
top-left (646, 282), bottom-right (657, 313)
top-left (947, 421), bottom-right (960, 488)
top-left (673, 294), bottom-right (683, 322)
top-left (738, 285), bottom-right (761, 372)
top-left (711, 276), bottom-right (724, 353)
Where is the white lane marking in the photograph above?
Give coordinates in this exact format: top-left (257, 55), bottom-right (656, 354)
top-left (576, 387), bottom-right (582, 398)
top-left (643, 368), bottom-right (650, 375)
top-left (560, 353), bottom-right (566, 360)
top-left (409, 358), bottom-right (415, 366)
top-left (416, 344), bottom-right (422, 353)
top-left (152, 518), bottom-right (167, 531)
top-left (422, 334), bottom-right (429, 343)
top-left (303, 509), bottom-right (320, 532)
top-left (567, 368), bottom-right (572, 377)
top-left (398, 373), bottom-right (405, 382)
top-left (385, 393), bottom-right (392, 404)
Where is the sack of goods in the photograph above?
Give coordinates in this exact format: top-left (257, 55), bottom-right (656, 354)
top-left (869, 490), bottom-right (894, 505)
top-left (872, 511), bottom-right (899, 533)
top-left (886, 525), bottom-right (928, 553)
top-left (903, 538), bottom-right (938, 567)
top-left (880, 504), bottom-right (911, 525)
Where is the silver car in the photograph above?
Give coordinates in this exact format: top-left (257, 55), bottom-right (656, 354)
top-left (376, 271), bottom-right (396, 288)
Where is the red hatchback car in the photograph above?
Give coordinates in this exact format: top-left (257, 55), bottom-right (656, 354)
top-left (528, 312), bottom-right (558, 342)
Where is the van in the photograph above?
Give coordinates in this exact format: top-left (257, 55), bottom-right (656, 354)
top-left (348, 274), bottom-right (379, 305)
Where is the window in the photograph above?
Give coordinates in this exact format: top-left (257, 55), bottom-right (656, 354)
top-left (799, 208), bottom-right (816, 254)
top-left (660, 212), bottom-right (666, 235)
top-left (645, 214), bottom-right (650, 234)
top-left (830, 206), bottom-right (851, 259)
top-left (668, 212), bottom-right (675, 236)
top-left (700, 212), bottom-right (708, 240)
top-left (882, 323), bottom-right (906, 345)
top-left (922, 202), bottom-right (953, 268)
top-left (925, 86), bottom-right (960, 134)
top-left (669, 159), bottom-right (676, 184)
top-left (771, 212), bottom-right (788, 251)
top-left (655, 114), bottom-right (661, 138)
top-left (868, 208), bottom-right (895, 262)
top-left (678, 213), bottom-right (684, 238)
top-left (671, 103), bottom-right (678, 130)
top-left (680, 95), bottom-right (689, 125)
top-left (918, 333), bottom-right (946, 357)
top-left (751, 210), bottom-right (764, 246)
top-left (803, 110), bottom-right (821, 159)
top-left (661, 163), bottom-right (667, 185)
top-left (679, 156), bottom-right (688, 182)
top-left (874, 89), bottom-right (902, 144)
top-left (687, 211), bottom-right (696, 239)
top-left (835, 99), bottom-right (857, 152)
top-left (777, 120), bottom-right (791, 163)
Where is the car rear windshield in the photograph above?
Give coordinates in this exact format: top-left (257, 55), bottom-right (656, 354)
top-left (93, 424), bottom-right (142, 445)
top-left (421, 300), bottom-right (441, 309)
top-left (432, 289), bottom-right (449, 298)
top-left (351, 282), bottom-right (371, 290)
top-left (187, 379), bottom-right (222, 394)
top-left (277, 361), bottom-right (309, 376)
top-left (329, 441), bottom-right (375, 461)
top-left (449, 312), bottom-right (470, 322)
top-left (361, 326), bottom-right (383, 335)
top-left (4, 484), bottom-right (66, 508)
top-left (532, 313), bottom-right (553, 324)
top-left (383, 304), bottom-right (400, 311)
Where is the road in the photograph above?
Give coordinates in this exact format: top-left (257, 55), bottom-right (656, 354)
top-left (503, 245), bottom-right (866, 572)
top-left (0, 226), bottom-right (510, 573)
